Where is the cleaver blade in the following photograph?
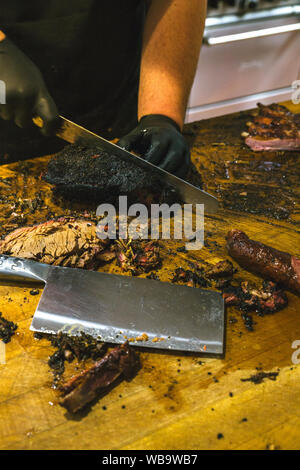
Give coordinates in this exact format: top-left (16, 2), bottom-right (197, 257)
top-left (0, 255), bottom-right (225, 354)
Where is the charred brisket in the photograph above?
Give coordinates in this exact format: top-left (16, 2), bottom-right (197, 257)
top-left (59, 342), bottom-right (140, 414)
top-left (43, 144), bottom-right (177, 204)
top-left (226, 230), bottom-right (300, 295)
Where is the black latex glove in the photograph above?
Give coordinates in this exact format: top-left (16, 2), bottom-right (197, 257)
top-left (117, 114), bottom-right (190, 178)
top-left (0, 38), bottom-right (58, 135)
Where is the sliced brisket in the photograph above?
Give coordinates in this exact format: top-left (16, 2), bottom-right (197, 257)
top-left (243, 103), bottom-right (300, 151)
top-left (0, 217), bottom-right (113, 269)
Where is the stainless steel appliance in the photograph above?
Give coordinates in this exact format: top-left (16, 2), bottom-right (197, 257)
top-left (186, 0), bottom-right (300, 122)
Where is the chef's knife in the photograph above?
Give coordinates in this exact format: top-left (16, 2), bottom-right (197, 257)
top-left (34, 115), bottom-right (219, 213)
top-left (0, 255), bottom-right (225, 354)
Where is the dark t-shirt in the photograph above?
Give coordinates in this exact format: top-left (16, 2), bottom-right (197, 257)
top-left (0, 1), bottom-right (146, 161)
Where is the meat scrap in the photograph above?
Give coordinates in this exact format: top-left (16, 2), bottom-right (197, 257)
top-left (0, 217), bottom-right (113, 270)
top-left (226, 230), bottom-right (300, 295)
top-left (243, 103), bottom-right (300, 151)
top-left (43, 144), bottom-right (177, 205)
top-left (59, 342), bottom-right (140, 414)
top-left (241, 371), bottom-right (279, 384)
top-left (0, 312), bottom-right (18, 343)
top-left (171, 267), bottom-right (209, 288)
top-left (205, 260), bottom-right (235, 280)
top-left (172, 260), bottom-right (235, 289)
top-left (35, 331), bottom-right (107, 386)
top-left (115, 239), bottom-right (161, 275)
top-left (223, 280), bottom-right (288, 330)
top-left (223, 280), bottom-right (288, 332)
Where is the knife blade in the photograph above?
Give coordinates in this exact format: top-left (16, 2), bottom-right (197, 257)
top-left (0, 254), bottom-right (225, 354)
top-left (35, 115), bottom-right (219, 212)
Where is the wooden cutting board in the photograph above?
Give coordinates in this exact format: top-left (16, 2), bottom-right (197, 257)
top-left (0, 101), bottom-right (299, 450)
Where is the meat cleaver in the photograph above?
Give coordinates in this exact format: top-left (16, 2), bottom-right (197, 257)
top-left (34, 116), bottom-right (219, 213)
top-left (0, 255), bottom-right (224, 354)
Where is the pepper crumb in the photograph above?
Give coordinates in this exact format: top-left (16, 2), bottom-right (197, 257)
top-left (30, 289), bottom-right (40, 296)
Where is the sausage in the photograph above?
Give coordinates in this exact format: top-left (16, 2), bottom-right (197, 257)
top-left (226, 230), bottom-right (300, 295)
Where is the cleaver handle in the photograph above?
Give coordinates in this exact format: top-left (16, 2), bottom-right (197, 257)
top-left (0, 255), bottom-right (49, 284)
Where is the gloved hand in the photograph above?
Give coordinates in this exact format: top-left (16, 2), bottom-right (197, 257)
top-left (117, 114), bottom-right (190, 178)
top-left (0, 38), bottom-right (58, 135)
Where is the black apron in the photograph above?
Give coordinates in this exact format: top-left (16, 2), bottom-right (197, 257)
top-left (0, 0), bottom-right (146, 162)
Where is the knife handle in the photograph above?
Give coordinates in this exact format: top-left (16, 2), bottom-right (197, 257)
top-left (0, 255), bottom-right (49, 284)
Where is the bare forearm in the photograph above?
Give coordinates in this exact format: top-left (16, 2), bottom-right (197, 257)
top-left (138, 0), bottom-right (206, 129)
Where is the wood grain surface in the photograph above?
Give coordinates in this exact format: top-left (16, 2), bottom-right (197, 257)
top-left (0, 101), bottom-right (299, 450)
